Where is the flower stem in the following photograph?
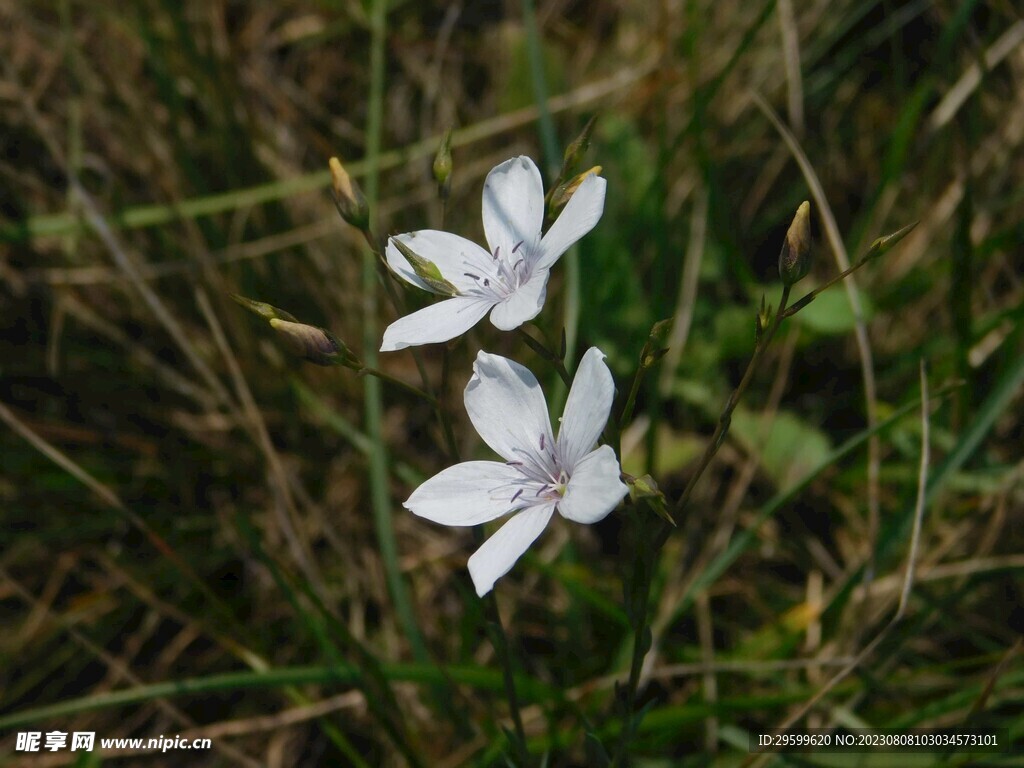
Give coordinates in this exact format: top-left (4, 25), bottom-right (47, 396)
top-left (672, 284), bottom-right (791, 516)
top-left (357, 366), bottom-right (437, 405)
top-left (474, 528), bottom-right (530, 765)
top-left (516, 326), bottom-right (572, 387)
top-left (613, 287), bottom-right (793, 766)
top-left (619, 364), bottom-right (647, 428)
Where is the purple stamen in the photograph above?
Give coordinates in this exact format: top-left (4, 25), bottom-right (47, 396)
top-left (512, 240), bottom-right (524, 253)
top-left (493, 246), bottom-right (500, 261)
top-left (511, 488), bottom-right (524, 503)
top-left (464, 272), bottom-right (480, 280)
top-left (539, 434), bottom-right (545, 450)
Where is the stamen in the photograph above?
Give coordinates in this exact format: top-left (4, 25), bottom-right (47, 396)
top-left (511, 488), bottom-right (524, 503)
top-left (492, 246), bottom-right (500, 261)
top-left (512, 240), bottom-right (524, 253)
top-left (539, 434), bottom-right (545, 451)
top-left (483, 279), bottom-right (490, 287)
top-left (505, 460), bottom-right (523, 467)
top-left (464, 272), bottom-right (480, 280)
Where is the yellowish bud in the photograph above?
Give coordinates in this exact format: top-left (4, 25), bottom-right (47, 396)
top-left (779, 201), bottom-right (812, 286)
top-left (329, 157), bottom-right (370, 231)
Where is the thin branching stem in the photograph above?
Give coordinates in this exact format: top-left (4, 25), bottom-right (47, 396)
top-left (673, 284), bottom-right (792, 516)
top-left (614, 286), bottom-right (792, 766)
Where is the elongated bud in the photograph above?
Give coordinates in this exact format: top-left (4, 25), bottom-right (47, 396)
top-left (230, 293), bottom-right (298, 323)
top-left (548, 166), bottom-right (602, 216)
top-left (863, 220), bottom-right (918, 263)
top-left (329, 157), bottom-right (370, 232)
top-left (561, 115), bottom-right (597, 177)
top-left (779, 201), bottom-right (812, 286)
top-left (432, 127), bottom-right (453, 201)
top-left (756, 295), bottom-right (772, 343)
top-left (269, 319), bottom-right (360, 368)
top-left (390, 237), bottom-right (460, 296)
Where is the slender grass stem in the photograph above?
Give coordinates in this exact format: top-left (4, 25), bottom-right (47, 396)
top-left (362, 0), bottom-right (426, 662)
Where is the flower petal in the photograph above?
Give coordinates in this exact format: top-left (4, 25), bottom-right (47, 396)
top-left (380, 296), bottom-right (493, 351)
top-left (557, 347), bottom-right (615, 469)
top-left (386, 231), bottom-right (495, 294)
top-left (534, 173), bottom-right (607, 271)
top-left (404, 461), bottom-right (529, 525)
top-left (557, 445), bottom-right (627, 524)
top-left (468, 503), bottom-right (555, 596)
top-left (488, 268), bottom-right (549, 331)
top-left (465, 351), bottom-right (554, 463)
top-left (482, 157), bottom-right (544, 257)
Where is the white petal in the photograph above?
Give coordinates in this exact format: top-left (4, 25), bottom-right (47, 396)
top-left (465, 351), bottom-right (554, 463)
top-left (386, 231), bottom-right (494, 294)
top-left (534, 174), bottom-right (607, 271)
top-left (468, 503), bottom-right (555, 596)
top-left (482, 157), bottom-right (544, 257)
top-left (557, 445), bottom-right (627, 524)
top-left (488, 268), bottom-right (550, 331)
top-left (557, 347), bottom-right (615, 469)
top-left (380, 296), bottom-right (493, 351)
top-left (405, 461), bottom-right (529, 525)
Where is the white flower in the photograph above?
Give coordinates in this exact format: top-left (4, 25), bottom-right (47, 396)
top-left (380, 156), bottom-right (606, 351)
top-left (404, 347), bottom-right (628, 596)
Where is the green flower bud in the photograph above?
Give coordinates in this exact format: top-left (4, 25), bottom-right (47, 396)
top-left (390, 237), bottom-right (460, 296)
top-left (561, 115), bottom-right (597, 178)
top-left (329, 156), bottom-right (370, 232)
top-left (432, 127), bottom-right (453, 201)
top-left (779, 201), bottom-right (812, 286)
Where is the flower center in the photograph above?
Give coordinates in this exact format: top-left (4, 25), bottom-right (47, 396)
top-left (461, 241), bottom-right (530, 300)
top-left (501, 432), bottom-right (567, 505)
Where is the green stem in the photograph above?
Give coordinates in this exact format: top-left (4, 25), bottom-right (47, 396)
top-left (474, 524), bottom-right (530, 766)
top-left (619, 365), bottom-right (647, 428)
top-left (516, 326), bottom-right (572, 386)
top-left (612, 286), bottom-right (793, 766)
top-left (673, 285), bottom-right (791, 516)
top-left (358, 365), bottom-right (436, 405)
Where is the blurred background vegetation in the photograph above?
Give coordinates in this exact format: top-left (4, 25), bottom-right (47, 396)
top-left (1, 0), bottom-right (1022, 765)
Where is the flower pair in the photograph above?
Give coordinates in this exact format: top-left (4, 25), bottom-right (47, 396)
top-left (383, 155), bottom-right (625, 595)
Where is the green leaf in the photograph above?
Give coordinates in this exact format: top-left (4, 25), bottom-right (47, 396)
top-left (793, 285), bottom-right (875, 335)
top-left (730, 407), bottom-right (833, 491)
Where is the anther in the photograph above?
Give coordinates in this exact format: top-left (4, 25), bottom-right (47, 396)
top-left (512, 240), bottom-right (524, 253)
